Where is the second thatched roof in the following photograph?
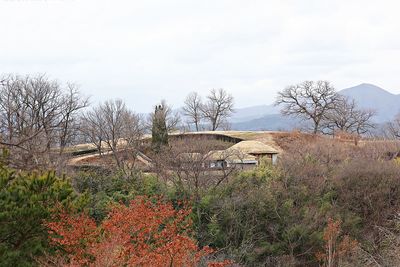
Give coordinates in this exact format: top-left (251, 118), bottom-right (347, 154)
top-left (228, 140), bottom-right (279, 155)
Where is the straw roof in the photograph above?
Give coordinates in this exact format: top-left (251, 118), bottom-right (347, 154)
top-left (207, 150), bottom-right (257, 163)
top-left (228, 140), bottom-right (279, 155)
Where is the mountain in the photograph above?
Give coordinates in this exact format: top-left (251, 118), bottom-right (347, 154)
top-left (231, 114), bottom-right (301, 131)
top-left (230, 104), bottom-right (279, 123)
top-left (339, 83), bottom-right (400, 122)
top-left (230, 83), bottom-right (400, 131)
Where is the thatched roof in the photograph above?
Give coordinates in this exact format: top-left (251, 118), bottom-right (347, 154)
top-left (228, 140), bottom-right (279, 155)
top-left (207, 150), bottom-right (257, 163)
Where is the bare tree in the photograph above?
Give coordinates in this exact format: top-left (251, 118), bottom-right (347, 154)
top-left (100, 100), bottom-right (131, 163)
top-left (152, 137), bottom-right (239, 223)
top-left (80, 99), bottom-right (144, 173)
top-left (0, 74), bottom-right (88, 169)
top-left (275, 81), bottom-right (340, 134)
top-left (352, 109), bottom-right (376, 135)
top-left (386, 113), bottom-right (400, 139)
top-left (201, 88), bottom-right (234, 131)
top-left (323, 97), bottom-right (376, 135)
top-left (80, 107), bottom-right (105, 155)
top-left (182, 92), bottom-right (203, 131)
top-left (58, 84), bottom-right (90, 152)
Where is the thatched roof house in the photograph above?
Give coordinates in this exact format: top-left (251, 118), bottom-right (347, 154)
top-left (227, 141), bottom-right (279, 164)
top-left (204, 141), bottom-right (279, 168)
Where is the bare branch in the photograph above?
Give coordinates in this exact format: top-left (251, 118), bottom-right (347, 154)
top-left (275, 80), bottom-right (340, 134)
top-left (182, 92), bottom-right (203, 131)
top-left (0, 74), bottom-right (88, 169)
top-left (80, 99), bottom-right (144, 174)
top-left (322, 96), bottom-right (376, 136)
top-left (201, 88), bottom-right (234, 131)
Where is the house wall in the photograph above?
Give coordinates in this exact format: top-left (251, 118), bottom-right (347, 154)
top-left (272, 154), bottom-right (278, 165)
top-left (251, 153), bottom-right (278, 165)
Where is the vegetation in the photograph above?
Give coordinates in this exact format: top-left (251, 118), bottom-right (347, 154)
top-left (1, 74), bottom-right (400, 266)
top-left (191, 139), bottom-right (400, 266)
top-left (4, 135), bottom-right (400, 266)
top-left (0, 151), bottom-right (83, 266)
top-left (43, 196), bottom-right (231, 267)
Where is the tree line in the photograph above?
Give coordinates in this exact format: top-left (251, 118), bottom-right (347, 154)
top-left (0, 74), bottom-right (235, 170)
top-left (2, 74), bottom-right (400, 171)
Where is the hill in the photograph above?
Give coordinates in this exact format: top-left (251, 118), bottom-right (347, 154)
top-left (340, 83), bottom-right (400, 122)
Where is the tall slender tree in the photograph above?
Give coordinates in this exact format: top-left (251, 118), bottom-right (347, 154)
top-left (151, 103), bottom-right (169, 151)
top-left (183, 92), bottom-right (203, 131)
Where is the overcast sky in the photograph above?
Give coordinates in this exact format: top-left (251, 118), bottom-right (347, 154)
top-left (1, 0), bottom-right (399, 112)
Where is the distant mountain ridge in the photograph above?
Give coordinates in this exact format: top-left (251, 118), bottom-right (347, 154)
top-left (230, 105), bottom-right (280, 123)
top-left (230, 83), bottom-right (400, 131)
top-left (340, 83), bottom-right (400, 122)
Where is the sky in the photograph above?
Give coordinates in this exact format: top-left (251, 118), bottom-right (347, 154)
top-left (1, 0), bottom-right (400, 113)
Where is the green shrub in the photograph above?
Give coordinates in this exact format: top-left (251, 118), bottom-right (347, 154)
top-left (0, 157), bottom-right (81, 266)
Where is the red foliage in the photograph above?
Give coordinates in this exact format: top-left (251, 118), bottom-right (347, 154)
top-left (45, 196), bottom-right (232, 267)
top-left (45, 212), bottom-right (98, 266)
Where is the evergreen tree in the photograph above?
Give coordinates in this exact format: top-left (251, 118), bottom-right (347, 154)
top-left (0, 151), bottom-right (82, 266)
top-left (151, 104), bottom-right (169, 151)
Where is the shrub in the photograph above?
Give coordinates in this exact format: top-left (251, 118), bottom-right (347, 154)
top-left (45, 196), bottom-right (232, 267)
top-left (0, 159), bottom-right (80, 266)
